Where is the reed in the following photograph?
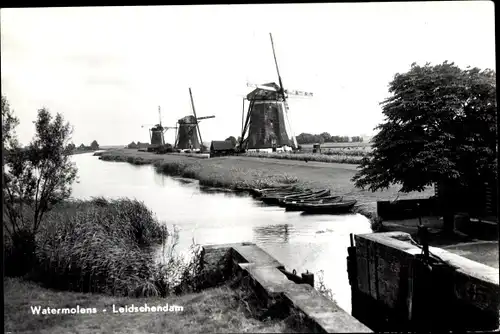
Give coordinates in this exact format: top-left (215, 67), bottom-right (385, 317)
top-left (4, 198), bottom-right (204, 298)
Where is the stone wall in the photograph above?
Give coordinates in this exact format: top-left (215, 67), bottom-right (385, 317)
top-left (201, 242), bottom-right (372, 333)
top-left (351, 232), bottom-right (499, 331)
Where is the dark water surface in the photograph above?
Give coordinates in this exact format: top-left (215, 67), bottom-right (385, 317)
top-left (71, 153), bottom-right (373, 313)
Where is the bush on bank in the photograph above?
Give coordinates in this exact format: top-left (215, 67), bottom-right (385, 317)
top-left (4, 198), bottom-right (204, 298)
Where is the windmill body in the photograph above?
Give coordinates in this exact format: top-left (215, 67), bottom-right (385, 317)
top-left (176, 115), bottom-right (201, 149)
top-left (150, 124), bottom-right (166, 146)
top-left (174, 88), bottom-right (215, 152)
top-left (141, 106), bottom-right (177, 152)
top-left (241, 82), bottom-right (294, 151)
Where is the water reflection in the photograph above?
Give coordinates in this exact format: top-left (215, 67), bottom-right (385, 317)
top-left (153, 170), bottom-right (166, 187)
top-left (70, 153), bottom-right (373, 314)
top-left (254, 224), bottom-right (290, 243)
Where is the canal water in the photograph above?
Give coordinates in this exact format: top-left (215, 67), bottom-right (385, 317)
top-left (70, 152), bottom-right (373, 313)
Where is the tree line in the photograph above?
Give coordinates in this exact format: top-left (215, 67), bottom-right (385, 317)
top-left (296, 132), bottom-right (364, 144)
top-left (67, 140), bottom-right (99, 152)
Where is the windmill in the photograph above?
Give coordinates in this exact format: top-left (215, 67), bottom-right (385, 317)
top-left (141, 106), bottom-right (177, 151)
top-left (239, 33), bottom-right (313, 152)
top-left (174, 88), bottom-right (215, 152)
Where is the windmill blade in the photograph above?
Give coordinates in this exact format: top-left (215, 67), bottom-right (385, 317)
top-left (189, 88), bottom-right (204, 151)
top-left (269, 33), bottom-right (286, 98)
top-left (285, 89), bottom-right (314, 97)
top-left (197, 115), bottom-right (215, 120)
top-left (246, 82), bottom-right (279, 92)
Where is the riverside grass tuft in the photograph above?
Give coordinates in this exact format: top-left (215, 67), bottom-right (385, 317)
top-left (4, 198), bottom-right (204, 298)
top-left (243, 151), bottom-right (365, 164)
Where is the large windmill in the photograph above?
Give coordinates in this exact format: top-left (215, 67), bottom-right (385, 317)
top-left (141, 106), bottom-right (177, 151)
top-left (174, 88), bottom-right (215, 152)
top-left (239, 33), bottom-right (313, 152)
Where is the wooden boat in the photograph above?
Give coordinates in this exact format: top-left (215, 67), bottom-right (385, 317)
top-left (277, 189), bottom-right (331, 206)
top-left (283, 196), bottom-right (342, 211)
top-left (298, 199), bottom-right (357, 214)
top-left (260, 189), bottom-right (314, 205)
top-left (252, 186), bottom-right (298, 198)
top-left (280, 193), bottom-right (339, 207)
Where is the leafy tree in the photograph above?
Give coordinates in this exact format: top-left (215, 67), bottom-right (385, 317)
top-left (320, 132), bottom-right (332, 142)
top-left (3, 104), bottom-right (78, 270)
top-left (2, 96), bottom-right (19, 156)
top-left (90, 140), bottom-right (99, 150)
top-left (225, 136), bottom-right (237, 147)
top-left (352, 61), bottom-right (497, 233)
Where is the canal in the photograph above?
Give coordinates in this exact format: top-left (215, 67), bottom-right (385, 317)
top-left (70, 152), bottom-right (373, 313)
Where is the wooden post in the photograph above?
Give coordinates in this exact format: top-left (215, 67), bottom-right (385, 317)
top-left (301, 270), bottom-right (314, 287)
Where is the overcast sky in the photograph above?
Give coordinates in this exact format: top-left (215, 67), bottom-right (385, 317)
top-left (1, 2), bottom-right (495, 146)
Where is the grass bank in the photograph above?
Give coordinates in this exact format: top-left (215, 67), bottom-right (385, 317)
top-left (4, 276), bottom-right (309, 333)
top-left (96, 149), bottom-right (435, 230)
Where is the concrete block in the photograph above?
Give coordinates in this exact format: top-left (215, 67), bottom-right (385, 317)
top-left (284, 284), bottom-right (372, 333)
top-left (231, 243), bottom-right (284, 268)
top-left (353, 232), bottom-right (500, 331)
top-left (244, 265), bottom-right (295, 297)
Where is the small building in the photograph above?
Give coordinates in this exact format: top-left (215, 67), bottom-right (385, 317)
top-left (210, 140), bottom-right (235, 157)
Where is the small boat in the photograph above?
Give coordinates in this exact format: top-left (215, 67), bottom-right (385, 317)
top-left (260, 189), bottom-right (313, 205)
top-left (251, 186), bottom-right (298, 198)
top-left (298, 199), bottom-right (358, 215)
top-left (278, 189), bottom-right (331, 206)
top-left (280, 194), bottom-right (340, 207)
top-left (283, 196), bottom-right (343, 211)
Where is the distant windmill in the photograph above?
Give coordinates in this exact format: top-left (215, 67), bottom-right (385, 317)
top-left (239, 33), bottom-right (313, 152)
top-left (141, 106), bottom-right (177, 150)
top-left (174, 88), bottom-right (215, 152)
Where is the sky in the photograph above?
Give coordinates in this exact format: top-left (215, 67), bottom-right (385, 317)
top-left (1, 2), bottom-right (496, 146)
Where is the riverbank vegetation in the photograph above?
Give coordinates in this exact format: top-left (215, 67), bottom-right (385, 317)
top-left (243, 151), bottom-right (364, 164)
top-left (5, 197), bottom-right (204, 296)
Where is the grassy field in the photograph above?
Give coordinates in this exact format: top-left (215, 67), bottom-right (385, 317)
top-left (299, 142), bottom-right (372, 149)
top-left (4, 277), bottom-right (308, 333)
top-left (97, 148), bottom-right (435, 228)
top-left (243, 151), bottom-right (364, 164)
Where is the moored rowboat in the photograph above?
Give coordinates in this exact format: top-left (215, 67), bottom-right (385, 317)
top-left (277, 189), bottom-right (331, 206)
top-left (260, 189), bottom-right (314, 205)
top-left (299, 199), bottom-right (358, 215)
top-left (283, 196), bottom-right (343, 211)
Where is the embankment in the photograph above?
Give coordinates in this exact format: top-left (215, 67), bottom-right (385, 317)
top-left (96, 149), bottom-right (434, 228)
